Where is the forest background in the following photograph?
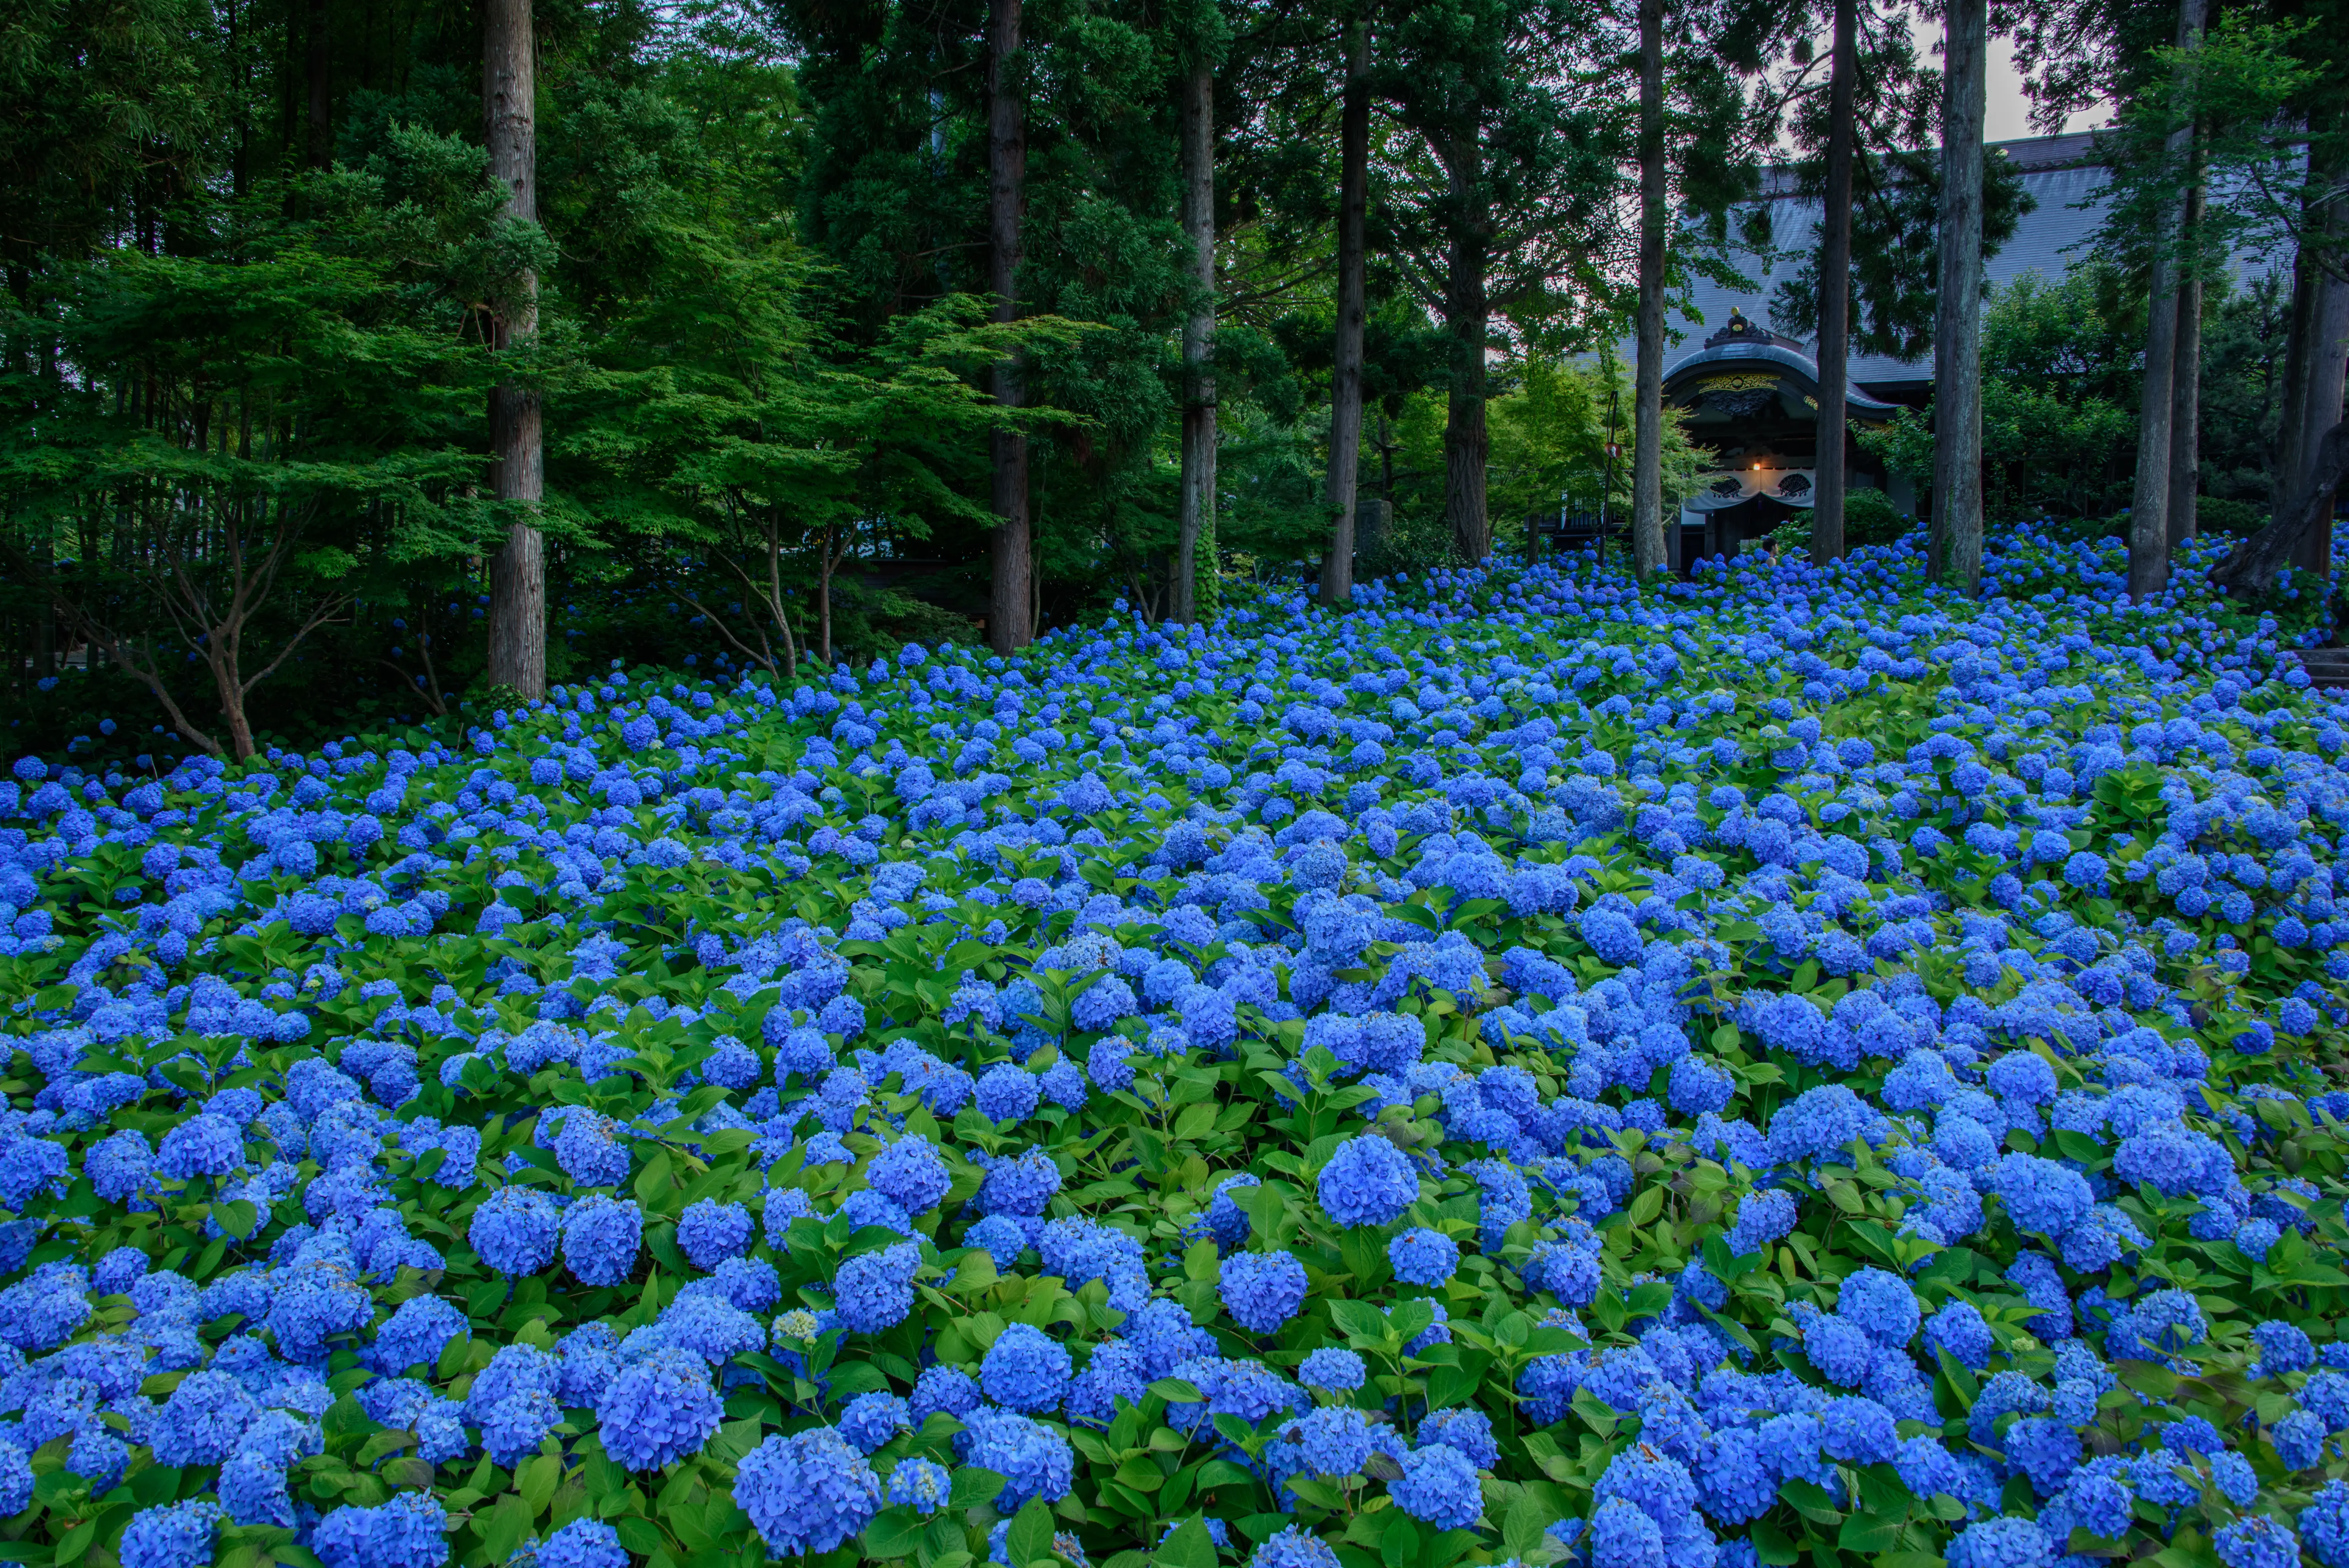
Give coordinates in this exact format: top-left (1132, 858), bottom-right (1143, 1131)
top-left (0, 0), bottom-right (2342, 763)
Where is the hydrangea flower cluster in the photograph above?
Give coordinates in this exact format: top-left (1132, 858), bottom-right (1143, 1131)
top-left (2, 534), bottom-right (2347, 1568)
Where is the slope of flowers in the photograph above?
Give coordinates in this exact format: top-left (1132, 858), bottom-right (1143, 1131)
top-left (3, 530), bottom-right (2349, 1568)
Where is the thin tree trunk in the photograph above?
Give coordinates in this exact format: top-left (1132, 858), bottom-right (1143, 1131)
top-left (1811, 0), bottom-right (1857, 566)
top-left (306, 0), bottom-right (331, 169)
top-left (2168, 167), bottom-right (2205, 547)
top-left (1931, 0), bottom-right (1986, 593)
top-left (1319, 17), bottom-right (1370, 607)
top-left (483, 0), bottom-right (545, 697)
top-left (2281, 244), bottom-right (2318, 506)
top-left (2291, 269), bottom-right (2349, 579)
top-left (2126, 236), bottom-right (2180, 595)
top-left (2282, 130), bottom-right (2349, 581)
top-left (986, 0), bottom-right (1031, 657)
top-left (1443, 221), bottom-right (1490, 564)
top-left (32, 539), bottom-right (52, 681)
top-left (819, 539), bottom-right (836, 665)
top-left (1630, 0), bottom-right (1668, 580)
top-left (762, 512), bottom-right (797, 674)
top-left (1176, 60), bottom-right (1217, 624)
top-left (2127, 0), bottom-right (2208, 599)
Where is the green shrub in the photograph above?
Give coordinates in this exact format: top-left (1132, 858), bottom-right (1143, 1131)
top-left (1843, 486), bottom-right (1915, 547)
top-left (2196, 496), bottom-right (2265, 536)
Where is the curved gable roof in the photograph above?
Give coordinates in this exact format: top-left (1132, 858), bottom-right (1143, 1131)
top-left (1662, 315), bottom-right (1901, 420)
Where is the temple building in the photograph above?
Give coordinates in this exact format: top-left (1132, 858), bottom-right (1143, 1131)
top-left (1663, 310), bottom-right (1900, 563)
top-left (1633, 131), bottom-right (2113, 570)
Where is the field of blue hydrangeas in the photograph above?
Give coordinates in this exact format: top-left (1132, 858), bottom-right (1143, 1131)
top-left (4, 526), bottom-right (2349, 1568)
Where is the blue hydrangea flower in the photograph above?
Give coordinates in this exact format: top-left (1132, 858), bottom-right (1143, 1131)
top-left (832, 1242), bottom-right (920, 1334)
top-left (156, 1114), bottom-right (243, 1181)
top-left (837, 1391), bottom-right (912, 1454)
top-left (1387, 1227), bottom-right (1459, 1286)
top-left (675, 1199), bottom-right (752, 1270)
top-left (981, 1322), bottom-right (1073, 1413)
top-left (1390, 1441), bottom-right (1481, 1530)
top-left (560, 1196), bottom-right (642, 1287)
top-left (150, 1369), bottom-right (261, 1466)
top-left (911, 1365), bottom-right (982, 1425)
top-left (886, 1456), bottom-right (951, 1513)
top-left (956, 1408), bottom-right (1074, 1511)
top-left (973, 1147), bottom-right (1061, 1217)
top-left (312, 1493), bottom-right (449, 1568)
top-left (534, 1521), bottom-right (626, 1568)
top-left (1219, 1249), bottom-right (1308, 1335)
top-left (119, 1501), bottom-right (228, 1568)
top-left (1837, 1267), bottom-right (1918, 1347)
top-left (1248, 1525), bottom-right (1340, 1568)
top-left (470, 1187), bottom-right (559, 1277)
top-left (975, 1063), bottom-right (1041, 1124)
top-left (733, 1428), bottom-right (882, 1556)
top-left (1944, 1516), bottom-right (2052, 1568)
top-left (2213, 1515), bottom-right (2299, 1568)
top-left (1727, 1188), bottom-right (1798, 1255)
top-left (1419, 1407), bottom-right (1498, 1468)
top-left (1925, 1301), bottom-right (1994, 1370)
top-left (1316, 1136), bottom-right (1418, 1228)
top-left (2301, 1479), bottom-right (2349, 1567)
top-left (595, 1345), bottom-right (721, 1472)
top-left (371, 1294), bottom-right (466, 1375)
top-left (1292, 1406), bottom-right (1376, 1478)
top-left (1298, 1348), bottom-right (1365, 1393)
top-left (867, 1138), bottom-right (951, 1213)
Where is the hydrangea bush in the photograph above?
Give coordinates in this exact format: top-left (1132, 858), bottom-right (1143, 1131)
top-left (3, 533), bottom-right (2349, 1568)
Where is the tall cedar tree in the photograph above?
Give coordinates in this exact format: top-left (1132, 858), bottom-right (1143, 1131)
top-left (1319, 9), bottom-right (1372, 605)
top-left (1932, 0), bottom-right (1988, 594)
top-left (2125, 0), bottom-right (2207, 600)
top-left (1377, 0), bottom-right (1624, 565)
top-left (2013, 0), bottom-right (2346, 591)
top-left (987, 0), bottom-right (1032, 653)
top-left (484, 0), bottom-right (548, 695)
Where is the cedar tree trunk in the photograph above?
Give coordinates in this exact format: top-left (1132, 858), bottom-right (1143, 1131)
top-left (987, 0), bottom-right (1032, 655)
top-left (484, 0), bottom-right (546, 698)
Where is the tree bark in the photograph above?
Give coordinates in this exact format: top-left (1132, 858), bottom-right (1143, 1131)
top-left (1630, 0), bottom-right (1668, 580)
top-left (1177, 60), bottom-right (1217, 624)
top-left (2212, 421), bottom-right (2347, 595)
top-left (1931, 0), bottom-right (1985, 594)
top-left (1443, 209), bottom-right (1491, 563)
top-left (2126, 0), bottom-right (2207, 599)
top-left (2280, 238), bottom-right (2320, 509)
top-left (818, 530), bottom-right (836, 665)
top-left (1811, 0), bottom-right (1856, 567)
top-left (2290, 269), bottom-right (2349, 578)
top-left (32, 539), bottom-right (52, 682)
top-left (2167, 167), bottom-right (2205, 547)
top-left (306, 0), bottom-right (330, 169)
top-left (483, 0), bottom-right (545, 698)
top-left (2126, 236), bottom-right (2179, 595)
top-left (1319, 17), bottom-right (1370, 607)
top-left (986, 0), bottom-right (1032, 657)
top-left (2281, 136), bottom-right (2349, 580)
